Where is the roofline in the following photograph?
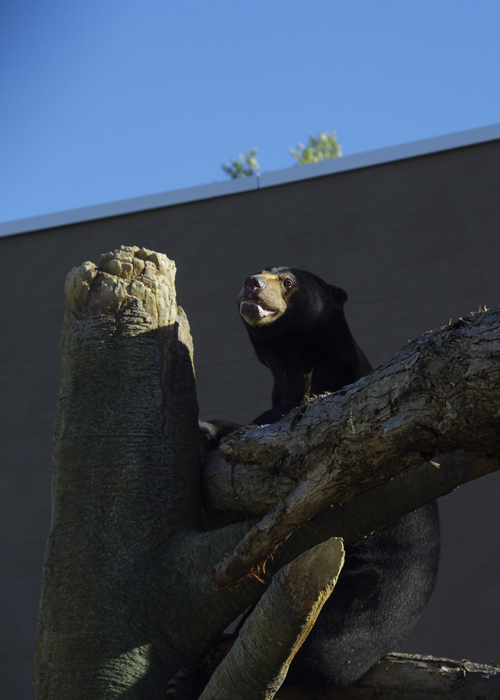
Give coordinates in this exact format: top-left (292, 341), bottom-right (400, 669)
top-left (2, 122), bottom-right (500, 239)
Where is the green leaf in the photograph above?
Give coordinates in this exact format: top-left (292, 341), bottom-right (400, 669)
top-left (222, 148), bottom-right (260, 178)
top-left (290, 131), bottom-right (342, 165)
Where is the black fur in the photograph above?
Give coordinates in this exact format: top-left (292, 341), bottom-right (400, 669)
top-left (239, 267), bottom-right (372, 406)
top-left (197, 267), bottom-right (440, 691)
top-left (287, 502), bottom-right (439, 687)
top-left (238, 267), bottom-right (440, 688)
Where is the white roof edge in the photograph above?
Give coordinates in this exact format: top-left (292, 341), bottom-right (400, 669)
top-left (2, 123), bottom-right (500, 239)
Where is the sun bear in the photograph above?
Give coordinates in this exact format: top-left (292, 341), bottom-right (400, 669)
top-left (237, 267), bottom-right (440, 688)
top-left (173, 267), bottom-right (440, 696)
top-left (238, 267), bottom-right (372, 404)
top-left (238, 267), bottom-right (439, 688)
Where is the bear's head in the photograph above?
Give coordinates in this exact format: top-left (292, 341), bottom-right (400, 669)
top-left (237, 267), bottom-right (347, 339)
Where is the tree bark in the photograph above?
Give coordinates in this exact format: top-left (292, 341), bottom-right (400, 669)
top-left (208, 308), bottom-right (500, 588)
top-left (200, 539), bottom-right (344, 700)
top-left (35, 248), bottom-right (268, 699)
top-left (35, 247), bottom-right (500, 700)
top-left (280, 653), bottom-right (500, 700)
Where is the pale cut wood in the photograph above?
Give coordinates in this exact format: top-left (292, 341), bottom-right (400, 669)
top-left (200, 539), bottom-right (344, 700)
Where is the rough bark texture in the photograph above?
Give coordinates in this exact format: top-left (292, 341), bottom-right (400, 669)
top-left (206, 450), bottom-right (500, 591)
top-left (209, 309), bottom-right (500, 588)
top-left (34, 248), bottom-right (271, 699)
top-left (35, 247), bottom-right (500, 700)
top-left (280, 653), bottom-right (500, 700)
top-left (200, 539), bottom-right (344, 700)
top-left (203, 447), bottom-right (500, 529)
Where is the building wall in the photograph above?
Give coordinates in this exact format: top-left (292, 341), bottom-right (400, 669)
top-left (1, 139), bottom-right (499, 698)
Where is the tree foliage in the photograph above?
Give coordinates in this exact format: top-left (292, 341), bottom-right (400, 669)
top-left (289, 131), bottom-right (342, 164)
top-left (221, 130), bottom-right (342, 179)
top-left (221, 148), bottom-right (259, 178)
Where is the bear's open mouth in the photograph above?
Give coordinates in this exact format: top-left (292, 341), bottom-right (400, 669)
top-left (239, 298), bottom-right (277, 317)
top-left (240, 297), bottom-right (273, 311)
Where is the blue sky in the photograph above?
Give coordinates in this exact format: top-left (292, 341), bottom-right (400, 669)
top-left (1, 0), bottom-right (499, 224)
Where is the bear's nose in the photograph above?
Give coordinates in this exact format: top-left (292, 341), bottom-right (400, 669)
top-left (244, 276), bottom-right (266, 292)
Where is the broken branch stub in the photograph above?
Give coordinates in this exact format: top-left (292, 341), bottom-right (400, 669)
top-left (35, 246), bottom-right (202, 699)
top-left (200, 539), bottom-right (345, 700)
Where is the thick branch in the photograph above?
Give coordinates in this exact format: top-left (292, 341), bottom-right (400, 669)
top-left (200, 539), bottom-right (344, 700)
top-left (280, 653), bottom-right (500, 700)
top-left (210, 310), bottom-right (500, 588)
top-left (203, 446), bottom-right (500, 527)
top-left (205, 450), bottom-right (500, 566)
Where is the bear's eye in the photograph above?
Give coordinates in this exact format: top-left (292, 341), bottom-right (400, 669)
top-left (283, 279), bottom-right (293, 290)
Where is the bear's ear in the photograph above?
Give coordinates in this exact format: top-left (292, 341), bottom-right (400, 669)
top-left (329, 284), bottom-right (348, 306)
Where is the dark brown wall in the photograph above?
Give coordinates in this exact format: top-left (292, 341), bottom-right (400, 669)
top-left (1, 140), bottom-right (500, 698)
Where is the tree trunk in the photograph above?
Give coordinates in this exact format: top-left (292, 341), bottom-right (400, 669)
top-left (35, 246), bottom-right (500, 700)
top-left (35, 248), bottom-right (267, 698)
